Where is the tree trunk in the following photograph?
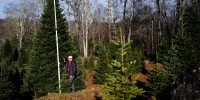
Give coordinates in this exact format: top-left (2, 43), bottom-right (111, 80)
top-left (122, 0), bottom-right (127, 40)
top-left (107, 0), bottom-right (112, 41)
top-left (82, 0), bottom-right (90, 58)
top-left (175, 0), bottom-right (184, 35)
top-left (68, 1), bottom-right (71, 34)
top-left (19, 20), bottom-right (25, 49)
top-left (156, 0), bottom-right (162, 46)
top-left (34, 20), bottom-right (37, 35)
top-left (151, 17), bottom-right (154, 55)
top-left (66, 0), bottom-right (81, 50)
top-left (128, 27), bottom-right (131, 41)
top-left (112, 0), bottom-right (117, 39)
top-left (128, 0), bottom-right (134, 41)
top-left (198, 0), bottom-right (200, 16)
top-left (74, 9), bottom-right (79, 39)
top-left (86, 0), bottom-right (90, 58)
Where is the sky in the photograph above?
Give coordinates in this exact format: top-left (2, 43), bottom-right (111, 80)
top-left (0, 0), bottom-right (107, 19)
top-left (0, 0), bottom-right (176, 19)
top-left (0, 0), bottom-right (18, 19)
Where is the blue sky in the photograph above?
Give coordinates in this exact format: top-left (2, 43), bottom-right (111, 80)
top-left (0, 0), bottom-right (18, 19)
top-left (0, 0), bottom-right (176, 19)
top-left (0, 0), bottom-right (106, 19)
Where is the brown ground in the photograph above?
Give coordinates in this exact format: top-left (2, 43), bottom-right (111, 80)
top-left (86, 70), bottom-right (98, 90)
top-left (132, 60), bottom-right (164, 84)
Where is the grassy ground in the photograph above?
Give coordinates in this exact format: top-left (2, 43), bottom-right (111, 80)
top-left (35, 70), bottom-right (102, 100)
top-left (35, 88), bottom-right (102, 100)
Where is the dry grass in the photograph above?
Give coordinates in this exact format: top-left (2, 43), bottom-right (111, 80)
top-left (144, 61), bottom-right (163, 71)
top-left (36, 69), bottom-right (101, 100)
top-left (132, 72), bottom-right (148, 83)
top-left (35, 88), bottom-right (101, 100)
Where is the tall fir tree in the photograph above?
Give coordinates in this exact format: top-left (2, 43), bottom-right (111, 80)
top-left (182, 5), bottom-right (200, 66)
top-left (171, 5), bottom-right (200, 71)
top-left (23, 0), bottom-right (72, 97)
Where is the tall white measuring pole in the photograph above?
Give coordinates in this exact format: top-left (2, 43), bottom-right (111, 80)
top-left (54, 0), bottom-right (61, 94)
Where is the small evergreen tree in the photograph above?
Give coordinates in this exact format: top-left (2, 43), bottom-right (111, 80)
top-left (103, 29), bottom-right (144, 99)
top-left (73, 57), bottom-right (86, 91)
top-left (93, 38), bottom-right (144, 85)
top-left (3, 39), bottom-right (13, 58)
top-left (158, 36), bottom-right (171, 63)
top-left (12, 48), bottom-right (19, 62)
top-left (1, 40), bottom-right (23, 99)
top-left (127, 43), bottom-right (145, 72)
top-left (93, 42), bottom-right (117, 84)
top-left (23, 0), bottom-right (72, 97)
top-left (17, 47), bottom-right (27, 69)
top-left (0, 58), bottom-right (15, 100)
top-left (145, 40), bottom-right (183, 98)
top-left (3, 39), bottom-right (13, 63)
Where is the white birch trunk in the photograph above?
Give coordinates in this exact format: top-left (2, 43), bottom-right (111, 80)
top-left (81, 0), bottom-right (89, 58)
top-left (85, 0), bottom-right (90, 58)
top-left (128, 0), bottom-right (134, 41)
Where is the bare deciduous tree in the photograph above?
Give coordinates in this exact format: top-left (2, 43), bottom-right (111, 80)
top-left (4, 0), bottom-right (39, 48)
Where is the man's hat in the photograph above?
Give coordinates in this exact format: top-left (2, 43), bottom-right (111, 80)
top-left (68, 56), bottom-right (73, 59)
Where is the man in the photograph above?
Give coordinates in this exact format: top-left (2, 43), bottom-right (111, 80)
top-left (67, 56), bottom-right (77, 93)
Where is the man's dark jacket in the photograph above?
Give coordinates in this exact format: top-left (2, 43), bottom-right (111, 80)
top-left (67, 61), bottom-right (77, 76)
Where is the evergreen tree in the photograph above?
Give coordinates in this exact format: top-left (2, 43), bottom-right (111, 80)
top-left (103, 29), bottom-right (144, 99)
top-left (23, 0), bottom-right (72, 97)
top-left (93, 40), bottom-right (144, 85)
top-left (3, 39), bottom-right (13, 63)
top-left (12, 48), bottom-right (19, 62)
top-left (18, 47), bottom-right (27, 69)
top-left (145, 5), bottom-right (200, 98)
top-left (158, 36), bottom-right (171, 63)
top-left (17, 46), bottom-right (28, 82)
top-left (1, 40), bottom-right (23, 99)
top-left (93, 42), bottom-right (117, 84)
top-left (181, 5), bottom-right (200, 66)
top-left (0, 58), bottom-right (15, 100)
top-left (169, 5), bottom-right (200, 72)
top-left (73, 57), bottom-right (86, 91)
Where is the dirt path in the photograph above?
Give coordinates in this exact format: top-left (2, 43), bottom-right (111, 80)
top-left (86, 70), bottom-right (98, 90)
